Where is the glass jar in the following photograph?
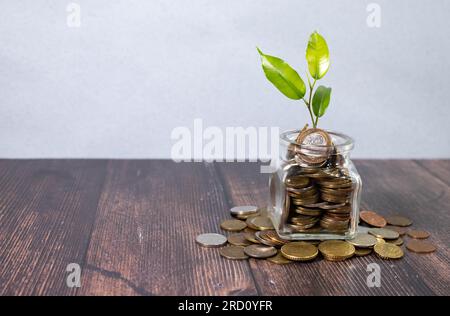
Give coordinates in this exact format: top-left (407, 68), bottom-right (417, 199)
top-left (268, 129), bottom-right (362, 240)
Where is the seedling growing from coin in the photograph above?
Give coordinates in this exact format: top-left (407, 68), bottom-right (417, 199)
top-left (257, 31), bottom-right (331, 128)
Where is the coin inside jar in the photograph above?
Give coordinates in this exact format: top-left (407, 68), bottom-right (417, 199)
top-left (219, 246), bottom-right (249, 260)
top-left (295, 128), bottom-right (332, 164)
top-left (244, 244), bottom-right (277, 259)
top-left (196, 233), bottom-right (227, 248)
top-left (368, 228), bottom-right (400, 240)
top-left (220, 219), bottom-right (247, 232)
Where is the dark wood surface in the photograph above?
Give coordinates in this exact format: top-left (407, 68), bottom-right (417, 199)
top-left (0, 159), bottom-right (449, 296)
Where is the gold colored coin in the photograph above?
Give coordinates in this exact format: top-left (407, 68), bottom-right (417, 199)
top-left (368, 228), bottom-right (399, 240)
top-left (374, 243), bottom-right (404, 259)
top-left (244, 231), bottom-right (260, 244)
top-left (267, 251), bottom-right (293, 264)
top-left (376, 238), bottom-right (386, 245)
top-left (219, 246), bottom-right (249, 260)
top-left (244, 244), bottom-right (277, 259)
top-left (227, 233), bottom-right (253, 246)
top-left (220, 219), bottom-right (247, 232)
top-left (247, 216), bottom-right (274, 231)
top-left (385, 215), bottom-right (412, 227)
top-left (281, 242), bottom-right (319, 261)
top-left (406, 240), bottom-right (436, 253)
top-left (386, 237), bottom-right (404, 246)
top-left (407, 230), bottom-right (430, 239)
top-left (347, 233), bottom-right (378, 248)
top-left (354, 248), bottom-right (373, 256)
top-left (318, 240), bottom-right (355, 261)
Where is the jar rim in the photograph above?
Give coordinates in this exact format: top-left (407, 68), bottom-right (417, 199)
top-left (280, 129), bottom-right (355, 153)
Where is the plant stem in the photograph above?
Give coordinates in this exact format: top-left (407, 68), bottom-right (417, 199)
top-left (309, 79), bottom-right (317, 128)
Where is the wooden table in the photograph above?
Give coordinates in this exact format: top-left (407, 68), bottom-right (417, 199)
top-left (0, 159), bottom-right (449, 296)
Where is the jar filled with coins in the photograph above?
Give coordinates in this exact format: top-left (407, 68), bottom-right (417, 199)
top-left (268, 128), bottom-right (362, 240)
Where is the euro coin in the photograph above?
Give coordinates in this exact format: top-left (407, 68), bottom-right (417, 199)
top-left (347, 233), bottom-right (377, 248)
top-left (386, 237), bottom-right (404, 246)
top-left (406, 240), bottom-right (436, 253)
top-left (407, 230), bottom-right (430, 239)
top-left (246, 216), bottom-right (274, 231)
top-left (227, 233), bottom-right (253, 246)
top-left (196, 233), bottom-right (227, 248)
top-left (267, 251), bottom-right (293, 264)
top-left (385, 225), bottom-right (408, 236)
top-left (374, 243), bottom-right (404, 259)
top-left (385, 215), bottom-right (412, 227)
top-left (354, 248), bottom-right (373, 256)
top-left (230, 205), bottom-right (259, 216)
top-left (360, 210), bottom-right (387, 228)
top-left (244, 244), bottom-right (277, 259)
top-left (220, 219), bottom-right (247, 232)
top-left (220, 246), bottom-right (249, 260)
top-left (318, 240), bottom-right (355, 261)
top-left (368, 228), bottom-right (399, 240)
top-left (281, 242), bottom-right (319, 261)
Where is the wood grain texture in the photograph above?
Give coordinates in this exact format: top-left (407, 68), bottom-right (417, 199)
top-left (217, 160), bottom-right (450, 296)
top-left (0, 159), bottom-right (107, 295)
top-left (414, 160), bottom-right (450, 187)
top-left (0, 159), bottom-right (449, 296)
top-left (78, 160), bottom-right (258, 296)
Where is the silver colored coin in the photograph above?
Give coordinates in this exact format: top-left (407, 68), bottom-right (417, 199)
top-left (230, 205), bottom-right (259, 216)
top-left (196, 233), bottom-right (227, 248)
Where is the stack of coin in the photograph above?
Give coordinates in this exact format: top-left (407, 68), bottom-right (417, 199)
top-left (283, 169), bottom-right (355, 234)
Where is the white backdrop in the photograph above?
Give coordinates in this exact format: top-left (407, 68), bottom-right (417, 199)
top-left (1, 0), bottom-right (449, 158)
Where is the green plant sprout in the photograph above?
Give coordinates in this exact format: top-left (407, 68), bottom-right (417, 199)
top-left (257, 31), bottom-right (331, 128)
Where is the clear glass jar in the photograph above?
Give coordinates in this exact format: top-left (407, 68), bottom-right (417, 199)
top-left (268, 129), bottom-right (362, 240)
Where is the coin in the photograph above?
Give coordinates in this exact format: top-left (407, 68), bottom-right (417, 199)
top-left (374, 243), bottom-right (404, 259)
top-left (196, 233), bottom-right (227, 248)
top-left (227, 233), bottom-right (253, 246)
top-left (354, 248), bottom-right (373, 256)
top-left (262, 230), bottom-right (290, 245)
top-left (368, 228), bottom-right (400, 240)
top-left (385, 225), bottom-right (408, 236)
top-left (318, 240), bottom-right (355, 261)
top-left (376, 238), bottom-right (386, 245)
top-left (244, 244), bottom-right (277, 259)
top-left (360, 210), bottom-right (387, 228)
top-left (281, 242), bottom-right (319, 261)
top-left (255, 231), bottom-right (280, 247)
top-left (347, 233), bottom-right (377, 248)
top-left (219, 246), bottom-right (249, 260)
top-left (246, 216), bottom-right (274, 231)
top-left (220, 219), bottom-right (247, 232)
top-left (230, 205), bottom-right (259, 216)
top-left (407, 230), bottom-right (430, 239)
top-left (385, 215), bottom-right (412, 227)
top-left (244, 231), bottom-right (260, 244)
top-left (406, 240), bottom-right (436, 253)
top-left (295, 128), bottom-right (332, 164)
top-left (386, 237), bottom-right (404, 246)
top-left (267, 251), bottom-right (293, 264)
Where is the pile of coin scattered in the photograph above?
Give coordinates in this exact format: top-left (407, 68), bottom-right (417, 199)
top-left (196, 205), bottom-right (436, 264)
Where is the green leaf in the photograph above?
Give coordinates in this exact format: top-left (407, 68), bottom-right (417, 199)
top-left (306, 31), bottom-right (330, 80)
top-left (257, 47), bottom-right (306, 100)
top-left (312, 86), bottom-right (332, 117)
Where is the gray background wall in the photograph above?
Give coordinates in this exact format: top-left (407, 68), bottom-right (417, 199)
top-left (1, 0), bottom-right (449, 159)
